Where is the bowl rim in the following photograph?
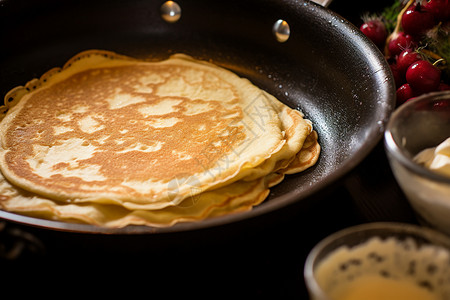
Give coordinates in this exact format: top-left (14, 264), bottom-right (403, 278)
top-left (303, 221), bottom-right (450, 299)
top-left (384, 91), bottom-right (450, 184)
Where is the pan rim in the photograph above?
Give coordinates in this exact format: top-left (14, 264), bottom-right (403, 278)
top-left (0, 0), bottom-right (396, 235)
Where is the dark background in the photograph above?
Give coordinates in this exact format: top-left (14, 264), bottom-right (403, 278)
top-left (0, 0), bottom-right (418, 298)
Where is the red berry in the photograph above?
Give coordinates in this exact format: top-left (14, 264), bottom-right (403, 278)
top-left (431, 99), bottom-right (450, 119)
top-left (396, 83), bottom-right (416, 104)
top-left (401, 3), bottom-right (437, 37)
top-left (423, 0), bottom-right (450, 22)
top-left (438, 82), bottom-right (450, 91)
top-left (397, 49), bottom-right (422, 76)
top-left (360, 19), bottom-right (388, 49)
top-left (390, 63), bottom-right (404, 88)
top-left (406, 60), bottom-right (442, 93)
top-left (388, 32), bottom-right (416, 57)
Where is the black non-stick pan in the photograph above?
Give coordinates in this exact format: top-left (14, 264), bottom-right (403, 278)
top-left (0, 0), bottom-right (396, 235)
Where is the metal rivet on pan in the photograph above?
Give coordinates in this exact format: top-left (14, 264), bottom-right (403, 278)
top-left (273, 19), bottom-right (290, 43)
top-left (161, 1), bottom-right (181, 23)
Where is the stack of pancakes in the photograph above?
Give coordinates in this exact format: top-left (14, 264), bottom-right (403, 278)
top-left (0, 50), bottom-right (320, 228)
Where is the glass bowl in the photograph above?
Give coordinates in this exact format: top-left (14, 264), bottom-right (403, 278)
top-left (304, 222), bottom-right (450, 300)
top-left (384, 91), bottom-right (450, 235)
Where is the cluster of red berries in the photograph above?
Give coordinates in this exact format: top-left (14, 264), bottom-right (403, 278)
top-left (360, 0), bottom-right (450, 106)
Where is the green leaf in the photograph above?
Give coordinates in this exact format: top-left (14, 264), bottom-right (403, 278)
top-left (381, 0), bottom-right (404, 33)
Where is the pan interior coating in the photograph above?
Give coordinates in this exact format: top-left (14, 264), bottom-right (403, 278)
top-left (0, 50), bottom-right (319, 227)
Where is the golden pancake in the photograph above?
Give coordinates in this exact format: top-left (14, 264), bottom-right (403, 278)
top-left (0, 131), bottom-right (318, 228)
top-left (0, 169), bottom-right (271, 227)
top-left (0, 50), bottom-right (320, 227)
top-left (281, 130), bottom-right (320, 174)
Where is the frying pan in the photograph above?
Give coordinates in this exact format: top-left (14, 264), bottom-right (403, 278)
top-left (0, 0), bottom-right (396, 235)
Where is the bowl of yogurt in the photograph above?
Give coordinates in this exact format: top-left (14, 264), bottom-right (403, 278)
top-left (384, 91), bottom-right (450, 235)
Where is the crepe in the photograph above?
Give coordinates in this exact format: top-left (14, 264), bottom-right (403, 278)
top-left (0, 50), bottom-right (320, 227)
top-left (0, 131), bottom-right (319, 227)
